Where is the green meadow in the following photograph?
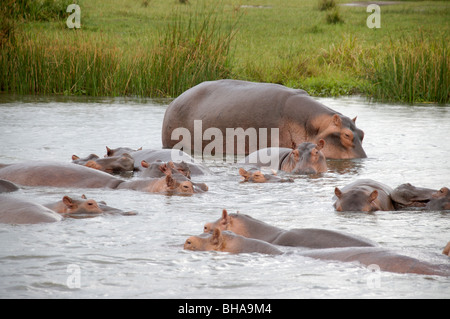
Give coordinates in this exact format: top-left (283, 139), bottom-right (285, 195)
top-left (1, 0), bottom-right (449, 103)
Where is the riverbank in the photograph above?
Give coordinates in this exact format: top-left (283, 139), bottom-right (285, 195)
top-left (1, 0), bottom-right (449, 103)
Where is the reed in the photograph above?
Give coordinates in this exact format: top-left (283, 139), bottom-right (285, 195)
top-left (365, 35), bottom-right (449, 104)
top-left (0, 2), bottom-right (238, 97)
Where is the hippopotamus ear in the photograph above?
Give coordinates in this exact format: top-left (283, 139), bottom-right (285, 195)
top-left (72, 155), bottom-right (80, 161)
top-left (316, 139), bottom-right (325, 150)
top-left (211, 228), bottom-right (223, 247)
top-left (62, 196), bottom-right (75, 208)
top-left (81, 194), bottom-right (87, 199)
top-left (332, 114), bottom-right (342, 127)
top-left (334, 187), bottom-right (343, 199)
top-left (159, 163), bottom-right (171, 175)
top-left (106, 146), bottom-right (113, 157)
top-left (141, 160), bottom-right (149, 168)
top-left (239, 168), bottom-right (250, 181)
top-left (369, 190), bottom-right (379, 202)
top-left (165, 175), bottom-right (175, 188)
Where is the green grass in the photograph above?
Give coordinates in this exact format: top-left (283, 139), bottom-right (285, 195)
top-left (1, 0), bottom-right (449, 103)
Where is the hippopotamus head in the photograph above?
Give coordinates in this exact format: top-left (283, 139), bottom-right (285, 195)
top-left (282, 140), bottom-right (327, 174)
top-left (72, 153), bottom-right (134, 174)
top-left (140, 160), bottom-right (191, 179)
top-left (334, 187), bottom-right (380, 212)
top-left (239, 168), bottom-right (293, 183)
top-left (316, 115), bottom-right (366, 159)
top-left (184, 227), bottom-right (282, 255)
top-left (427, 187), bottom-right (450, 211)
top-left (52, 195), bottom-right (137, 217)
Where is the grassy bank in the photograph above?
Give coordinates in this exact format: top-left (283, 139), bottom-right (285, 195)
top-left (1, 0), bottom-right (449, 103)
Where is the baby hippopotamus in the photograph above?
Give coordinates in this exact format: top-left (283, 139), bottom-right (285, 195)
top-left (333, 179), bottom-right (395, 212)
top-left (238, 168), bottom-right (294, 183)
top-left (243, 140), bottom-right (327, 174)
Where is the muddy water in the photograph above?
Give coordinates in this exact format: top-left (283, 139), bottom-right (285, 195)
top-left (0, 94), bottom-right (449, 298)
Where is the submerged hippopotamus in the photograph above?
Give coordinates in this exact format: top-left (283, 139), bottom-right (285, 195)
top-left (238, 168), bottom-right (294, 183)
top-left (0, 195), bottom-right (63, 224)
top-left (333, 179), bottom-right (394, 212)
top-left (0, 161), bottom-right (207, 195)
top-left (243, 140), bottom-right (327, 174)
top-left (162, 80), bottom-right (366, 159)
top-left (0, 179), bottom-right (19, 193)
top-left (72, 153), bottom-right (134, 174)
top-left (44, 194), bottom-right (137, 217)
top-left (204, 209), bottom-right (377, 248)
top-left (391, 183), bottom-right (450, 211)
top-left (185, 228), bottom-right (450, 276)
top-left (139, 160), bottom-right (191, 179)
top-left (105, 146), bottom-right (211, 175)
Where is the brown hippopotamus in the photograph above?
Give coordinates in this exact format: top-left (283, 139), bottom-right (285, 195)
top-left (204, 209), bottom-right (377, 248)
top-left (0, 195), bottom-right (63, 224)
top-left (72, 153), bottom-right (134, 174)
top-left (161, 80), bottom-right (366, 159)
top-left (243, 140), bottom-right (327, 174)
top-left (185, 228), bottom-right (450, 276)
top-left (239, 168), bottom-right (294, 183)
top-left (105, 146), bottom-right (211, 175)
top-left (44, 194), bottom-right (137, 217)
top-left (184, 228), bottom-right (283, 255)
top-left (391, 183), bottom-right (450, 211)
top-left (0, 161), bottom-right (206, 195)
top-left (333, 179), bottom-right (394, 212)
top-left (0, 179), bottom-right (19, 193)
top-left (139, 160), bottom-right (191, 179)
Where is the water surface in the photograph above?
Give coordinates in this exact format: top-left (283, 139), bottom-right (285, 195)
top-left (0, 94), bottom-right (449, 298)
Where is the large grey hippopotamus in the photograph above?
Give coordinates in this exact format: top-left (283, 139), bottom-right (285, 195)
top-left (161, 80), bottom-right (367, 159)
top-left (0, 195), bottom-right (63, 224)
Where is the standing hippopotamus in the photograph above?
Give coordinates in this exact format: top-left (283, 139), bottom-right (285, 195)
top-left (0, 195), bottom-right (63, 224)
top-left (105, 146), bottom-right (211, 175)
top-left (243, 140), bottom-right (327, 174)
top-left (204, 210), bottom-right (377, 248)
top-left (185, 228), bottom-right (450, 276)
top-left (72, 153), bottom-right (134, 174)
top-left (161, 80), bottom-right (366, 159)
top-left (0, 161), bottom-right (207, 195)
top-left (333, 179), bottom-right (395, 212)
top-left (238, 168), bottom-right (294, 183)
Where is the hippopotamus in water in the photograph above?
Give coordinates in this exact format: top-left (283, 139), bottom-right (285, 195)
top-left (105, 146), bottom-right (211, 175)
top-left (427, 187), bottom-right (450, 211)
top-left (238, 168), bottom-right (294, 183)
top-left (0, 161), bottom-right (207, 195)
top-left (0, 179), bottom-right (19, 193)
top-left (44, 194), bottom-right (137, 217)
top-left (0, 195), bottom-right (63, 224)
top-left (243, 140), bottom-right (327, 174)
top-left (72, 153), bottom-right (134, 174)
top-left (184, 228), bottom-right (283, 255)
top-left (161, 80), bottom-right (366, 159)
top-left (185, 228), bottom-right (450, 276)
top-left (139, 160), bottom-right (191, 179)
top-left (333, 179), bottom-right (394, 212)
top-left (204, 209), bottom-right (377, 248)
top-left (390, 183), bottom-right (450, 211)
